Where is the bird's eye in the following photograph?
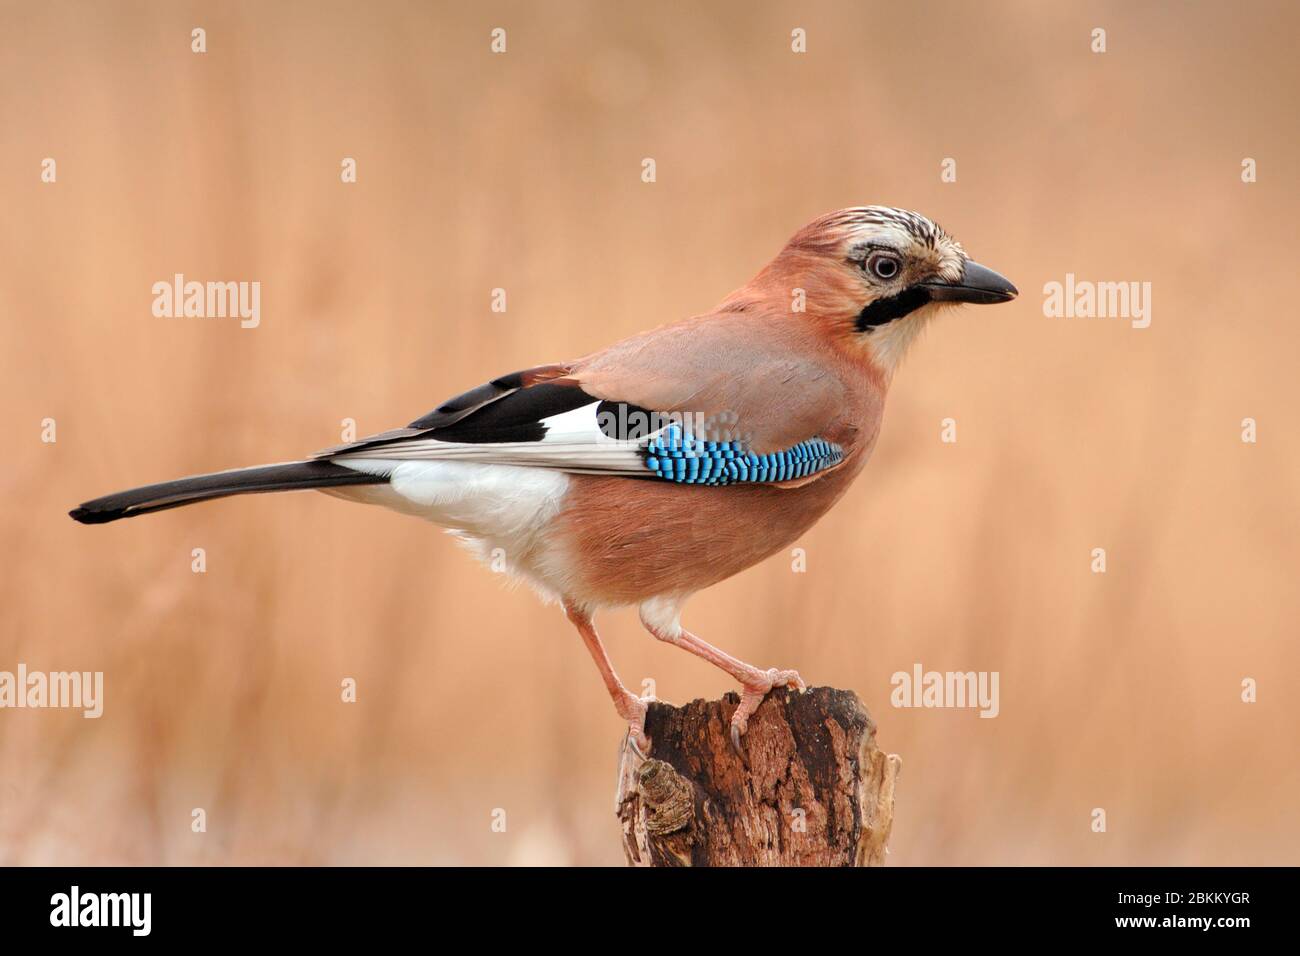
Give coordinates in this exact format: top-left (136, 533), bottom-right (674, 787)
top-left (866, 252), bottom-right (901, 281)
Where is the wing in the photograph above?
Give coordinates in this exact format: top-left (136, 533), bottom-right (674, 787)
top-left (571, 312), bottom-right (846, 455)
top-left (312, 363), bottom-right (577, 457)
top-left (316, 319), bottom-right (848, 487)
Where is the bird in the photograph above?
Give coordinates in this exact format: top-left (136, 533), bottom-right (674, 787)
top-left (70, 206), bottom-right (1016, 759)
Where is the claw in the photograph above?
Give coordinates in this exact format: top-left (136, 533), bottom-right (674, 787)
top-left (727, 668), bottom-right (804, 770)
top-left (614, 730), bottom-right (650, 813)
top-left (626, 729), bottom-right (651, 761)
top-left (730, 722), bottom-right (749, 768)
top-left (614, 689), bottom-right (652, 761)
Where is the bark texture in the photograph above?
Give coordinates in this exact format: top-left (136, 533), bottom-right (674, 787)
top-left (616, 686), bottom-right (900, 866)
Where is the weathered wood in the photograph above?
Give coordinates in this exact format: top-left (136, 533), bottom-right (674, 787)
top-left (616, 686), bottom-right (901, 866)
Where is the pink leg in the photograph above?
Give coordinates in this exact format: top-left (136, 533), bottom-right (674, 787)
top-left (639, 612), bottom-right (805, 758)
top-left (564, 603), bottom-right (652, 756)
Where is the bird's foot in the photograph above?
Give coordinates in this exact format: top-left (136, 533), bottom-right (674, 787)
top-left (613, 694), bottom-right (655, 813)
top-left (616, 689), bottom-right (653, 759)
top-left (729, 668), bottom-right (806, 763)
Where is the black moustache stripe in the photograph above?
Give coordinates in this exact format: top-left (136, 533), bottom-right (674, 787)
top-left (855, 286), bottom-right (932, 332)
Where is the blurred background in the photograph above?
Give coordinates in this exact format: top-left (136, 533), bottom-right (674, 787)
top-left (1, 0), bottom-right (1297, 865)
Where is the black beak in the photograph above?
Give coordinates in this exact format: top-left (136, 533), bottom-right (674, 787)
top-left (921, 260), bottom-right (1018, 304)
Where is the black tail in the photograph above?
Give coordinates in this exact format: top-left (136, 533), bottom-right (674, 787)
top-left (69, 461), bottom-right (386, 525)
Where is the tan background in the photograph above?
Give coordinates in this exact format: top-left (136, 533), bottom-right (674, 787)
top-left (1, 0), bottom-right (1297, 865)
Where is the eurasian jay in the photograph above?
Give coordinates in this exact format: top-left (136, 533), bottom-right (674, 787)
top-left (70, 206), bottom-right (1017, 758)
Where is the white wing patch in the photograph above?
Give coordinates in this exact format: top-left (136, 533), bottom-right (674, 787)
top-left (329, 401), bottom-right (652, 476)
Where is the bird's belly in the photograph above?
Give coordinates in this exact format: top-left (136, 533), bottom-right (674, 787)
top-left (547, 462), bottom-right (866, 607)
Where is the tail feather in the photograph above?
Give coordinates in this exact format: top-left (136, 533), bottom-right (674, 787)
top-left (69, 461), bottom-right (386, 525)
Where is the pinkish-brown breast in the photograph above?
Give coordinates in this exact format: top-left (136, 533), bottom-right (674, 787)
top-left (551, 451), bottom-right (872, 607)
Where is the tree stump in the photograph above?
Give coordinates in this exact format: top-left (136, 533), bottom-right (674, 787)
top-left (616, 686), bottom-right (901, 866)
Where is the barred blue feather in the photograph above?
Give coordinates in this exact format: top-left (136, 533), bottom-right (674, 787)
top-left (643, 423), bottom-right (844, 486)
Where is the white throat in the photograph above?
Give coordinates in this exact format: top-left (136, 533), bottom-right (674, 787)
top-left (865, 302), bottom-right (948, 378)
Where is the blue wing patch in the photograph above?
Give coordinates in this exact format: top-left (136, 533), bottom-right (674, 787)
top-left (642, 422), bottom-right (843, 486)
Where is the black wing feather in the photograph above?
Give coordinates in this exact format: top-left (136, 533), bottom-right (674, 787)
top-left (313, 368), bottom-right (595, 458)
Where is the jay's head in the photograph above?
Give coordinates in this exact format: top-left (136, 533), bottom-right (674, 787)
top-left (752, 206), bottom-right (1017, 377)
